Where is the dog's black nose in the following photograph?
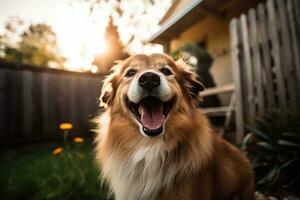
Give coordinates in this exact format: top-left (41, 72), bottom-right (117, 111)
top-left (138, 72), bottom-right (160, 91)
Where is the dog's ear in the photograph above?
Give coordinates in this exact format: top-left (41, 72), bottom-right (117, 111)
top-left (176, 59), bottom-right (205, 102)
top-left (99, 66), bottom-right (119, 108)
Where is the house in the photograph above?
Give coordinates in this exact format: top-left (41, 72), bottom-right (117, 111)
top-left (148, 0), bottom-right (265, 96)
top-left (148, 0), bottom-right (300, 143)
top-left (147, 0), bottom-right (268, 141)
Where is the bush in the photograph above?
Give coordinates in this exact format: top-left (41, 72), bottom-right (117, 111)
top-left (241, 112), bottom-right (300, 197)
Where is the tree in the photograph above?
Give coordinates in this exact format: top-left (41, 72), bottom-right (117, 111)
top-left (171, 43), bottom-right (220, 108)
top-left (105, 16), bottom-right (124, 59)
top-left (0, 18), bottom-right (65, 68)
top-left (81, 0), bottom-right (172, 52)
top-left (92, 16), bottom-right (128, 74)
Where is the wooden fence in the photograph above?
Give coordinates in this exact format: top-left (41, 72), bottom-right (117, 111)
top-left (0, 61), bottom-right (103, 144)
top-left (230, 0), bottom-right (300, 143)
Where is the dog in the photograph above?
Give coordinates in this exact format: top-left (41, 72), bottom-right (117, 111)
top-left (94, 53), bottom-right (254, 200)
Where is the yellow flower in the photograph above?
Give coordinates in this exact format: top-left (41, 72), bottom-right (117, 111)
top-left (52, 147), bottom-right (63, 156)
top-left (59, 123), bottom-right (73, 130)
top-left (73, 137), bottom-right (84, 143)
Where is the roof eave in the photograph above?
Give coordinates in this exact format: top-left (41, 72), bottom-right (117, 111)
top-left (147, 0), bottom-right (204, 44)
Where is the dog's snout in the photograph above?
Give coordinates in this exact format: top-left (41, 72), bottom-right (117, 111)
top-left (138, 72), bottom-right (160, 91)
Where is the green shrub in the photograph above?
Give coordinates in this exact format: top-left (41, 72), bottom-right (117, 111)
top-left (241, 112), bottom-right (300, 196)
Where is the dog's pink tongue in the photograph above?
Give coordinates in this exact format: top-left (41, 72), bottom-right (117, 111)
top-left (140, 104), bottom-right (164, 130)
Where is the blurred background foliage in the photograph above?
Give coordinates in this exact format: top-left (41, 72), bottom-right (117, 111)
top-left (0, 17), bottom-right (65, 68)
top-left (171, 43), bottom-right (221, 108)
top-left (241, 112), bottom-right (300, 197)
top-left (81, 0), bottom-right (171, 51)
top-left (92, 16), bottom-right (128, 74)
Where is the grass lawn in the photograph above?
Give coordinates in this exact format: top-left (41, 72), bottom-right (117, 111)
top-left (0, 139), bottom-right (109, 200)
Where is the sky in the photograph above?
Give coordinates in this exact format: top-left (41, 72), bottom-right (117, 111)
top-left (0, 0), bottom-right (170, 71)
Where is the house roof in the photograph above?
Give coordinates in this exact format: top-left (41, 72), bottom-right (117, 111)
top-left (159, 0), bottom-right (181, 25)
top-left (148, 0), bottom-right (227, 43)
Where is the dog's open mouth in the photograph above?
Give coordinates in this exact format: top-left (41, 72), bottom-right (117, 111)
top-left (126, 96), bottom-right (174, 137)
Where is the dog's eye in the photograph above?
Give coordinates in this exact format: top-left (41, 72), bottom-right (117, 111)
top-left (125, 69), bottom-right (137, 77)
top-left (160, 68), bottom-right (172, 76)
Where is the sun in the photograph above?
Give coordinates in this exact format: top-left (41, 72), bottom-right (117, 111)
top-left (97, 39), bottom-right (107, 54)
top-left (53, 2), bottom-right (164, 73)
top-left (53, 3), bottom-right (110, 72)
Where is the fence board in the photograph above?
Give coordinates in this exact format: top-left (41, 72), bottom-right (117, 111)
top-left (257, 3), bottom-right (275, 111)
top-left (9, 70), bottom-right (23, 138)
top-left (277, 0), bottom-right (298, 111)
top-left (22, 70), bottom-right (33, 138)
top-left (57, 74), bottom-right (70, 124)
top-left (0, 69), bottom-right (7, 137)
top-left (249, 9), bottom-right (265, 115)
top-left (287, 0), bottom-right (300, 101)
top-left (80, 76), bottom-right (92, 133)
top-left (240, 14), bottom-right (255, 119)
top-left (41, 73), bottom-right (50, 136)
top-left (293, 0), bottom-right (300, 29)
top-left (230, 19), bottom-right (245, 144)
top-left (32, 73), bottom-right (44, 137)
top-left (47, 73), bottom-right (59, 138)
top-left (69, 75), bottom-right (80, 134)
top-left (267, 0), bottom-right (287, 109)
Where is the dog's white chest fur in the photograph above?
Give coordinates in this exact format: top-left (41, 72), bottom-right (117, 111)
top-left (103, 142), bottom-right (176, 200)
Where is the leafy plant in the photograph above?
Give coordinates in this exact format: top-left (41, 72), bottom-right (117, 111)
top-left (241, 112), bottom-right (300, 196)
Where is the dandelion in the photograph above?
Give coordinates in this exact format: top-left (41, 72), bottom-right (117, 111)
top-left (52, 147), bottom-right (63, 156)
top-left (59, 123), bottom-right (73, 130)
top-left (59, 123), bottom-right (73, 144)
top-left (73, 137), bottom-right (84, 143)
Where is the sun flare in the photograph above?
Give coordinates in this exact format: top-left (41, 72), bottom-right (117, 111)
top-left (0, 0), bottom-right (170, 72)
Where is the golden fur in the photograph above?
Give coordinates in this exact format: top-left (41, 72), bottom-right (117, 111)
top-left (94, 54), bottom-right (254, 200)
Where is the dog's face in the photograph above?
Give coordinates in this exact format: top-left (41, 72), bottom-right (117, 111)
top-left (100, 53), bottom-right (204, 137)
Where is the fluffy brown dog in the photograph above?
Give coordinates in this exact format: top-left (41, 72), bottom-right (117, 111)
top-left (94, 53), bottom-right (254, 200)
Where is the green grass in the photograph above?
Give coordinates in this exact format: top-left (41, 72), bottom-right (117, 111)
top-left (0, 140), bottom-right (109, 200)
